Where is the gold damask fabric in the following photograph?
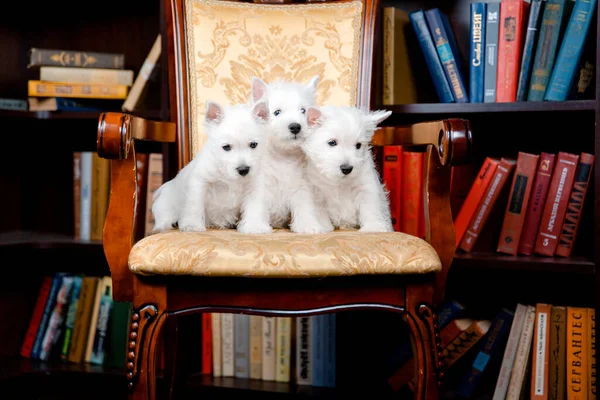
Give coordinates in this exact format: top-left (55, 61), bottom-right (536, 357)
top-left (185, 0), bottom-right (363, 155)
top-left (128, 229), bottom-right (442, 277)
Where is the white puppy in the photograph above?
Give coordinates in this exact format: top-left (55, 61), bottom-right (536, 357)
top-left (237, 76), bottom-right (331, 234)
top-left (301, 105), bottom-right (394, 232)
top-left (151, 99), bottom-right (269, 233)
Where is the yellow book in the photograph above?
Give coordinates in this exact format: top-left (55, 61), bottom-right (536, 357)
top-left (275, 317), bottom-right (291, 382)
top-left (589, 308), bottom-right (596, 400)
top-left (28, 80), bottom-right (128, 99)
top-left (567, 307), bottom-right (588, 400)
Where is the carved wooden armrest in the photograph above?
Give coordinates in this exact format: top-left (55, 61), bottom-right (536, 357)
top-left (97, 112), bottom-right (176, 301)
top-left (372, 118), bottom-right (472, 306)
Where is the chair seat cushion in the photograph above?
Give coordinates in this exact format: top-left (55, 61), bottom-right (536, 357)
top-left (128, 229), bottom-right (442, 278)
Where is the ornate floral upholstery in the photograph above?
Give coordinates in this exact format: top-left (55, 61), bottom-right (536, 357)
top-left (185, 0), bottom-right (363, 155)
top-left (129, 229), bottom-right (442, 277)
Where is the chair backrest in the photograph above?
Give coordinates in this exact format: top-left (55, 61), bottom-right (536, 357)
top-left (165, 0), bottom-right (381, 169)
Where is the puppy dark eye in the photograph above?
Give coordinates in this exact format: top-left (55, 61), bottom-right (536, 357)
top-left (222, 144), bottom-right (231, 151)
top-left (273, 110), bottom-right (281, 116)
top-left (249, 141), bottom-right (258, 149)
top-left (328, 140), bottom-right (337, 147)
top-left (356, 143), bottom-right (362, 149)
top-left (300, 108), bottom-right (306, 114)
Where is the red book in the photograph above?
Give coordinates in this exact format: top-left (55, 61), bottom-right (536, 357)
top-left (497, 152), bottom-right (540, 255)
top-left (401, 150), bottom-right (424, 238)
top-left (496, 0), bottom-right (530, 102)
top-left (201, 313), bottom-right (212, 375)
top-left (518, 152), bottom-right (556, 255)
top-left (460, 158), bottom-right (517, 252)
top-left (383, 145), bottom-right (403, 231)
top-left (454, 157), bottom-right (501, 246)
top-left (534, 152), bottom-right (580, 256)
top-left (20, 276), bottom-right (53, 358)
top-left (555, 153), bottom-right (594, 257)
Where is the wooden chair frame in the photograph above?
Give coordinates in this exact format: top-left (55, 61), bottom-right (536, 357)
top-left (96, 0), bottom-right (473, 398)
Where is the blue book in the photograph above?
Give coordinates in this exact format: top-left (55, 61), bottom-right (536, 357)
top-left (516, 0), bottom-right (545, 101)
top-left (545, 0), bottom-right (598, 101)
top-left (425, 8), bottom-right (470, 103)
top-left (409, 10), bottom-right (455, 103)
top-left (483, 2), bottom-right (501, 103)
top-left (456, 308), bottom-right (514, 398)
top-left (312, 315), bottom-right (326, 386)
top-left (469, 2), bottom-right (487, 102)
top-left (323, 314), bottom-right (336, 388)
top-left (31, 273), bottom-right (65, 360)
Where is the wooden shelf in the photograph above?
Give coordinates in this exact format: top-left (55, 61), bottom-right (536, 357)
top-left (0, 109), bottom-right (163, 121)
top-left (0, 231), bottom-right (102, 250)
top-left (380, 99), bottom-right (596, 115)
top-left (0, 356), bottom-right (124, 381)
top-left (453, 252), bottom-right (595, 274)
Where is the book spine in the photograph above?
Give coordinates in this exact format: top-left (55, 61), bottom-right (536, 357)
top-left (528, 0), bottom-right (570, 101)
top-left (518, 152), bottom-right (556, 255)
top-left (566, 307), bottom-right (589, 397)
top-left (506, 305), bottom-right (537, 400)
top-left (221, 313), bottom-right (235, 377)
top-left (567, 13), bottom-right (597, 100)
top-left (28, 48), bottom-right (125, 69)
top-left (211, 313), bottom-right (222, 377)
top-left (401, 151), bottom-right (423, 236)
top-left (201, 313), bottom-right (212, 375)
top-left (28, 80), bottom-right (128, 100)
top-left (496, 0), bottom-right (529, 102)
top-left (426, 8), bottom-right (469, 103)
top-left (516, 0), bottom-right (545, 101)
top-left (89, 281), bottom-right (113, 365)
top-left (454, 157), bottom-right (500, 246)
top-left (534, 152), bottom-right (580, 256)
top-left (0, 98), bottom-right (27, 110)
top-left (382, 144), bottom-right (403, 231)
top-left (460, 158), bottom-right (516, 252)
top-left (312, 315), bottom-right (324, 386)
top-left (31, 274), bottom-right (63, 360)
top-left (493, 304), bottom-right (529, 400)
top-left (324, 314), bottom-right (336, 387)
top-left (484, 2), bottom-right (501, 103)
top-left (262, 317), bottom-right (276, 381)
top-left (296, 316), bottom-right (312, 385)
top-left (60, 275), bottom-right (83, 361)
top-left (73, 153), bottom-right (81, 238)
top-left (588, 308), bottom-right (596, 399)
top-left (20, 276), bottom-right (53, 358)
top-left (275, 317), bottom-right (292, 383)
top-left (555, 152), bottom-right (594, 256)
top-left (545, 0), bottom-right (598, 101)
top-left (382, 7), bottom-right (395, 105)
top-left (249, 315), bottom-right (263, 379)
top-left (79, 152), bottom-right (92, 241)
top-left (548, 306), bottom-right (567, 400)
top-left (531, 303), bottom-right (552, 399)
top-left (497, 152), bottom-right (540, 254)
top-left (408, 10), bottom-right (455, 103)
top-left (469, 2), bottom-right (487, 103)
top-left (39, 66), bottom-right (134, 86)
top-left (234, 314), bottom-right (250, 378)
top-left (40, 277), bottom-right (74, 361)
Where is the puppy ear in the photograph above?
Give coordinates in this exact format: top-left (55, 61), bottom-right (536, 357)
top-left (365, 109), bottom-right (392, 126)
top-left (306, 107), bottom-right (323, 127)
top-left (251, 76), bottom-right (268, 103)
top-left (307, 75), bottom-right (319, 91)
top-left (205, 101), bottom-right (224, 125)
top-left (251, 99), bottom-right (269, 123)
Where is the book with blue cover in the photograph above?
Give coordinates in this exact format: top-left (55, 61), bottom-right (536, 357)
top-left (469, 2), bottom-right (487, 102)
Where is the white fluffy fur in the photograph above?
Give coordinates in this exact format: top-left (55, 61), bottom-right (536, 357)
top-left (151, 100), bottom-right (269, 233)
top-left (237, 76), bottom-right (331, 234)
top-left (302, 105), bottom-right (394, 232)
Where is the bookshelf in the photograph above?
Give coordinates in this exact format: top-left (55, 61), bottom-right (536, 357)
top-left (0, 0), bottom-right (596, 398)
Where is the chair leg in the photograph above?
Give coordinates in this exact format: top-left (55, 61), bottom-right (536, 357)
top-left (128, 304), bottom-right (167, 400)
top-left (164, 317), bottom-right (183, 400)
top-left (405, 304), bottom-right (443, 400)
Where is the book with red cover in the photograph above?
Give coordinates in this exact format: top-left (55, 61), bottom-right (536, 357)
top-left (20, 276), bottom-right (53, 358)
top-left (460, 158), bottom-right (517, 252)
top-left (497, 152), bottom-right (540, 255)
top-left (518, 152), bottom-right (556, 255)
top-left (555, 152), bottom-right (594, 257)
top-left (202, 313), bottom-right (212, 375)
top-left (496, 0), bottom-right (530, 102)
top-left (401, 150), bottom-right (424, 238)
top-left (534, 152), bottom-right (580, 256)
top-left (454, 157), bottom-right (500, 246)
top-left (383, 145), bottom-right (403, 232)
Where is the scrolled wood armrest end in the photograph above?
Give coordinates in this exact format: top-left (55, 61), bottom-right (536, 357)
top-left (438, 118), bottom-right (472, 167)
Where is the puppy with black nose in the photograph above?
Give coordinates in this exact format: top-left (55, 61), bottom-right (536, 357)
top-left (301, 105), bottom-right (394, 232)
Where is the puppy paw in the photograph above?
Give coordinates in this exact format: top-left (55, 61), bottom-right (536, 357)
top-left (237, 220), bottom-right (273, 234)
top-left (178, 220), bottom-right (206, 232)
top-left (359, 224), bottom-right (393, 233)
top-left (291, 221), bottom-right (331, 234)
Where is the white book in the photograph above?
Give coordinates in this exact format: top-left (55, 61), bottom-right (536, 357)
top-left (275, 317), bottom-right (292, 383)
top-left (261, 317), bottom-right (276, 381)
top-left (221, 313), bottom-right (235, 377)
top-left (506, 305), bottom-right (536, 400)
top-left (79, 152), bottom-right (92, 241)
top-left (211, 313), bottom-right (222, 377)
top-left (296, 316), bottom-right (312, 385)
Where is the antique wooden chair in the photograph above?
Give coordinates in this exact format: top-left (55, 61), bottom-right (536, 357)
top-left (96, 0), bottom-right (472, 398)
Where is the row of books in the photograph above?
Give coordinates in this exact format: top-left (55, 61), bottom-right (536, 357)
top-left (454, 150), bottom-right (594, 257)
top-left (386, 301), bottom-right (596, 400)
top-left (0, 36), bottom-right (161, 113)
top-left (20, 273), bottom-right (131, 369)
top-left (401, 0), bottom-right (596, 104)
top-left (200, 313), bottom-right (337, 387)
